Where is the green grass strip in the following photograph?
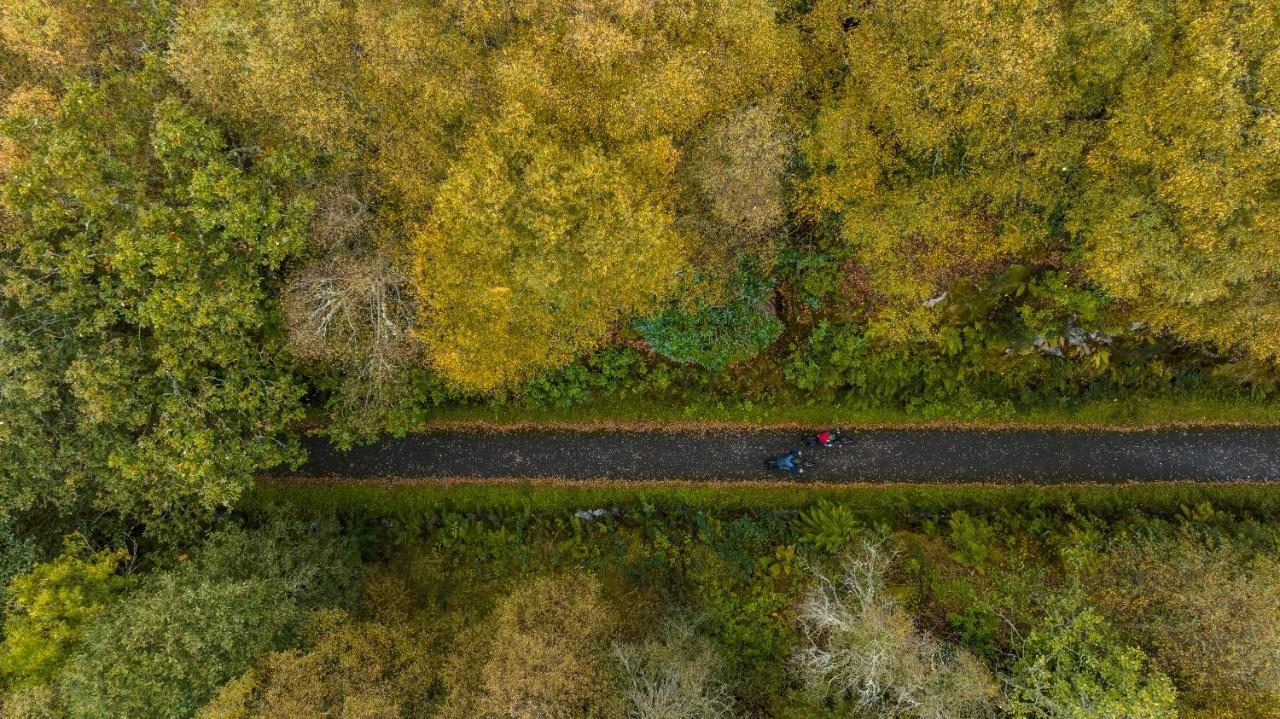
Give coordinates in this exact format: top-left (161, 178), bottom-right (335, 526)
top-left (247, 479), bottom-right (1280, 523)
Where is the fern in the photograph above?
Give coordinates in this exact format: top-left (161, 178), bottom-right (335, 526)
top-left (796, 500), bottom-right (861, 552)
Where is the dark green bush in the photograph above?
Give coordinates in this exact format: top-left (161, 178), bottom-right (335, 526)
top-left (55, 519), bottom-right (357, 719)
top-left (636, 273), bottom-right (783, 371)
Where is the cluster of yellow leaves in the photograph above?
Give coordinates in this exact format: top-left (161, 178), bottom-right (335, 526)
top-left (0, 84), bottom-right (55, 179)
top-left (198, 608), bottom-right (436, 719)
top-left (439, 573), bottom-right (617, 719)
top-left (1077, 0), bottom-right (1280, 364)
top-left (413, 109), bottom-right (683, 391)
top-left (0, 0), bottom-right (143, 79)
top-left (801, 0), bottom-right (1074, 340)
top-left (169, 0), bottom-right (476, 213)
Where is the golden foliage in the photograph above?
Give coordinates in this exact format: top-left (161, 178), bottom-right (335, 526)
top-left (440, 573), bottom-right (618, 719)
top-left (0, 84), bottom-right (55, 178)
top-left (412, 108), bottom-right (684, 390)
top-left (0, 0), bottom-right (143, 79)
top-left (1090, 533), bottom-right (1280, 710)
top-left (170, 0), bottom-right (801, 388)
top-left (801, 0), bottom-right (1074, 339)
top-left (197, 609), bottom-right (436, 719)
top-left (1075, 0), bottom-right (1280, 364)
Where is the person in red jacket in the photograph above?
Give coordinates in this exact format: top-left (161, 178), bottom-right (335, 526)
top-left (806, 428), bottom-right (845, 447)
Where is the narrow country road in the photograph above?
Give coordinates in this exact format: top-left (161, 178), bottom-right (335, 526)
top-left (289, 428), bottom-right (1280, 483)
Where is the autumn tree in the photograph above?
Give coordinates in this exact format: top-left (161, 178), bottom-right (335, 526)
top-left (440, 573), bottom-right (618, 719)
top-left (1074, 0), bottom-right (1280, 365)
top-left (0, 0), bottom-right (146, 80)
top-left (197, 609), bottom-right (436, 719)
top-left (168, 0), bottom-right (477, 209)
top-left (683, 105), bottom-right (792, 282)
top-left (413, 109), bottom-right (684, 390)
top-left (800, 0), bottom-right (1076, 339)
top-left (170, 0), bottom-right (802, 392)
top-left (1091, 533), bottom-right (1280, 711)
top-left (0, 66), bottom-right (311, 527)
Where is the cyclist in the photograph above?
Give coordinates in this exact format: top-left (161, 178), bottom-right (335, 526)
top-left (806, 428), bottom-right (845, 447)
top-left (768, 450), bottom-right (806, 475)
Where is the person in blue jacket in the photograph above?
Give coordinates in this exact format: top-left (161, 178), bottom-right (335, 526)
top-left (768, 449), bottom-right (806, 474)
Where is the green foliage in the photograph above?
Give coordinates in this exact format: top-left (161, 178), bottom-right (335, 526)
top-left (108, 484), bottom-right (1280, 719)
top-left (1006, 593), bottom-right (1178, 719)
top-left (637, 272), bottom-right (782, 371)
top-left (0, 517), bottom-right (36, 610)
top-left (794, 499), bottom-right (861, 553)
top-left (945, 511), bottom-right (999, 570)
top-left (689, 538), bottom-right (799, 712)
top-left (55, 520), bottom-right (357, 719)
top-left (1091, 532), bottom-right (1280, 708)
top-left (0, 65), bottom-right (311, 529)
top-left (58, 574), bottom-right (297, 719)
top-left (0, 538), bottom-right (129, 685)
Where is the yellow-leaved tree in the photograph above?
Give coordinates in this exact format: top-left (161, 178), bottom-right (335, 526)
top-left (800, 0), bottom-right (1075, 339)
top-left (413, 109), bottom-right (684, 391)
top-left (0, 0), bottom-right (144, 80)
top-left (169, 0), bottom-right (801, 392)
top-left (168, 0), bottom-right (477, 209)
top-left (1075, 0), bottom-right (1280, 365)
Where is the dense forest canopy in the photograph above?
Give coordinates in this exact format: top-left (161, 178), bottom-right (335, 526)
top-left (0, 0), bottom-right (1278, 524)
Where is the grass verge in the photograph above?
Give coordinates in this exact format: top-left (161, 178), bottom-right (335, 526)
top-left (404, 395), bottom-right (1280, 432)
top-left (249, 478), bottom-right (1280, 522)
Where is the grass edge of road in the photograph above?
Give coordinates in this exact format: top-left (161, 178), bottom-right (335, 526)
top-left (344, 395), bottom-right (1280, 436)
top-left (249, 477), bottom-right (1280, 522)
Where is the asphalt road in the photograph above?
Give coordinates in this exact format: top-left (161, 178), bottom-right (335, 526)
top-left (290, 428), bottom-right (1280, 483)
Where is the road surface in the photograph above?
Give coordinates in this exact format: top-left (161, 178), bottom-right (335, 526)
top-left (287, 428), bottom-right (1280, 483)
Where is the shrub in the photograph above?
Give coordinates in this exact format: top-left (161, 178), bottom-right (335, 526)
top-left (1090, 533), bottom-right (1280, 707)
top-left (636, 272), bottom-right (782, 371)
top-left (56, 521), bottom-right (357, 719)
top-left (791, 540), bottom-right (998, 718)
top-left (0, 538), bottom-right (129, 685)
top-left (0, 517), bottom-right (35, 607)
top-left (944, 512), bottom-right (1000, 570)
top-left (613, 622), bottom-right (736, 719)
top-left (1005, 593), bottom-right (1177, 719)
top-left (196, 608), bottom-right (437, 719)
top-left (440, 572), bottom-right (618, 719)
top-left (187, 517), bottom-right (360, 609)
